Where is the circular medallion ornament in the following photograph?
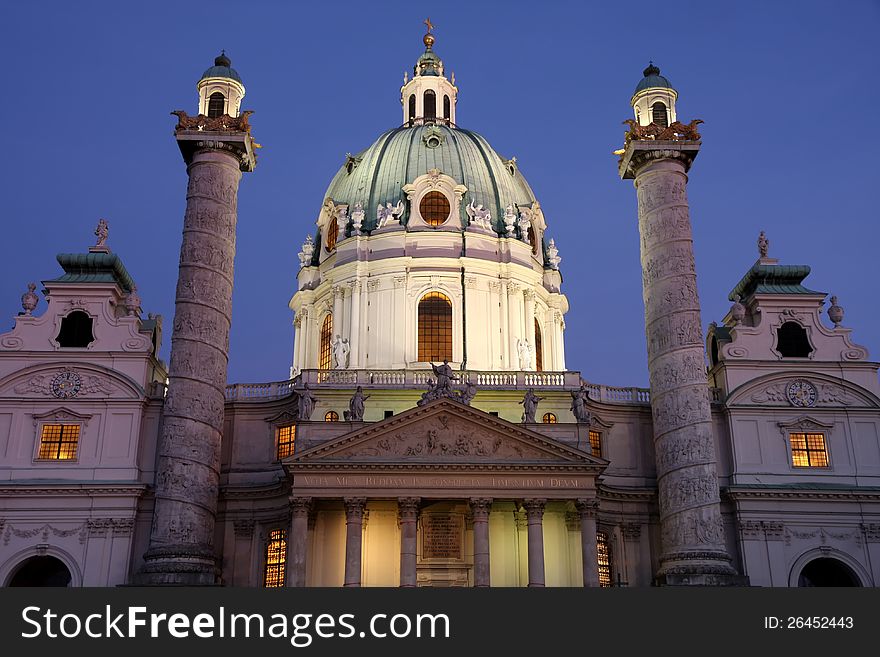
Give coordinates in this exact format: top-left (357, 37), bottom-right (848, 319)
top-left (51, 370), bottom-right (81, 399)
top-left (786, 379), bottom-right (817, 408)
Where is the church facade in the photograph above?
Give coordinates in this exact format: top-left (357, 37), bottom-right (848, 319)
top-left (1, 30), bottom-right (879, 588)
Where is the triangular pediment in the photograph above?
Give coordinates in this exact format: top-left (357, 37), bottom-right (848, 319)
top-left (291, 398), bottom-right (605, 466)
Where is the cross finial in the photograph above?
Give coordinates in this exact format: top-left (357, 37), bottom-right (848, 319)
top-left (424, 17), bottom-right (434, 33)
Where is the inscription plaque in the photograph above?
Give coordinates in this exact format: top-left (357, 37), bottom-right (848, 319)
top-left (420, 513), bottom-right (464, 561)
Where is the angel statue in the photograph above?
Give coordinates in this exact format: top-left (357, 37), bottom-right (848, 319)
top-left (331, 335), bottom-right (350, 369)
top-left (376, 199), bottom-right (405, 229)
top-left (465, 200), bottom-right (492, 230)
top-left (94, 218), bottom-right (109, 247)
top-left (503, 204), bottom-right (517, 236)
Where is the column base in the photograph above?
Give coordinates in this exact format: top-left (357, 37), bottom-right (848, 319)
top-left (133, 544), bottom-right (220, 586)
top-left (654, 573), bottom-right (750, 587)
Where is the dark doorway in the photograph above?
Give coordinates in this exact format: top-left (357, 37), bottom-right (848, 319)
top-left (797, 558), bottom-right (860, 587)
top-left (7, 556), bottom-right (72, 587)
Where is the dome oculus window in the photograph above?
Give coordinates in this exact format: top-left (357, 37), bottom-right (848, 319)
top-left (419, 191), bottom-right (451, 227)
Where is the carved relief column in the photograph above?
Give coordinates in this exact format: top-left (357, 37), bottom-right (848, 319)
top-left (619, 137), bottom-right (740, 585)
top-left (343, 497), bottom-right (367, 587)
top-left (524, 290), bottom-right (536, 370)
top-left (138, 120), bottom-right (256, 585)
top-left (576, 499), bottom-right (600, 587)
top-left (398, 497), bottom-right (420, 587)
top-left (470, 498), bottom-right (492, 587)
top-left (348, 281), bottom-right (361, 368)
top-left (524, 499), bottom-right (546, 587)
top-left (288, 497), bottom-right (312, 587)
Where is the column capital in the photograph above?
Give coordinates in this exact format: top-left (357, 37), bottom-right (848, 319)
top-left (469, 498), bottom-right (493, 521)
top-left (575, 498), bottom-right (599, 518)
top-left (344, 497), bottom-right (367, 521)
top-left (397, 497), bottom-right (421, 522)
top-left (523, 498), bottom-right (546, 518)
top-left (523, 288), bottom-right (536, 301)
top-left (290, 496), bottom-right (313, 518)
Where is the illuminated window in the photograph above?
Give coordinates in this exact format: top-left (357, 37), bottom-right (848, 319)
top-left (408, 94), bottom-right (416, 125)
top-left (207, 92), bottom-right (225, 118)
top-left (651, 102), bottom-right (668, 128)
top-left (535, 319), bottom-right (543, 372)
top-left (777, 322), bottom-right (813, 358)
top-left (326, 218), bottom-right (338, 251)
top-left (589, 430), bottom-right (602, 458)
top-left (418, 292), bottom-right (452, 362)
top-left (319, 314), bottom-right (333, 370)
top-left (790, 433), bottom-right (829, 467)
top-left (36, 424), bottom-right (80, 460)
top-left (324, 411), bottom-right (339, 422)
top-left (597, 531), bottom-right (613, 588)
top-left (263, 529), bottom-right (287, 588)
top-left (542, 412), bottom-right (557, 424)
top-left (277, 425), bottom-right (295, 459)
top-left (424, 90), bottom-right (436, 119)
top-left (56, 311), bottom-right (94, 348)
top-left (419, 191), bottom-right (450, 227)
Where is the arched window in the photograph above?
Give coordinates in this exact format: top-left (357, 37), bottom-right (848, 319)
top-left (443, 95), bottom-right (450, 120)
top-left (207, 92), bottom-right (226, 118)
top-left (424, 90), bottom-right (436, 120)
top-left (419, 191), bottom-right (450, 226)
top-left (326, 218), bottom-right (338, 251)
top-left (710, 335), bottom-right (719, 367)
top-left (534, 318), bottom-right (543, 371)
top-left (776, 322), bottom-right (813, 357)
top-left (597, 531), bottom-right (613, 587)
top-left (319, 314), bottom-right (333, 370)
top-left (263, 529), bottom-right (287, 588)
top-left (798, 558), bottom-right (861, 587)
top-left (542, 412), bottom-right (557, 424)
top-left (651, 102), bottom-right (668, 128)
top-left (56, 311), bottom-right (94, 348)
top-left (418, 292), bottom-right (452, 362)
top-left (324, 411), bottom-right (339, 422)
top-left (7, 556), bottom-right (72, 587)
top-left (408, 94), bottom-right (416, 125)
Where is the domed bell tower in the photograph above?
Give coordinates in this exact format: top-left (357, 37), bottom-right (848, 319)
top-left (400, 18), bottom-right (458, 126)
top-left (137, 53), bottom-right (257, 585)
top-left (631, 62), bottom-right (677, 128)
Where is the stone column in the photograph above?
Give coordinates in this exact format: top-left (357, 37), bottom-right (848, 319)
top-left (507, 282), bottom-right (521, 368)
top-left (524, 290), bottom-right (536, 370)
top-left (619, 139), bottom-right (739, 585)
top-left (499, 281), bottom-right (511, 368)
top-left (554, 312), bottom-right (566, 371)
top-left (576, 499), bottom-right (600, 587)
top-left (138, 127), bottom-right (255, 585)
top-left (288, 497), bottom-right (312, 587)
top-left (398, 497), bottom-right (420, 588)
top-left (348, 281), bottom-right (361, 368)
top-left (523, 499), bottom-right (546, 587)
top-left (470, 498), bottom-right (492, 587)
top-left (292, 313), bottom-right (303, 374)
top-left (343, 497), bottom-right (366, 587)
top-left (332, 285), bottom-right (345, 364)
top-left (301, 303), bottom-right (315, 370)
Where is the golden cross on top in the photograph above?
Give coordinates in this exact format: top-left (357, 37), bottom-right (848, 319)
top-left (424, 17), bottom-right (434, 33)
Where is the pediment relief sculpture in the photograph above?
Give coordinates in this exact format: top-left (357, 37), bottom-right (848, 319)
top-left (733, 375), bottom-right (877, 409)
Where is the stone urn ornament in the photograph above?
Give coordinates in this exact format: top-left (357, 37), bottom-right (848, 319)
top-left (730, 295), bottom-right (745, 326)
top-left (124, 285), bottom-right (141, 317)
top-left (827, 295), bottom-right (844, 327)
top-left (21, 283), bottom-right (38, 316)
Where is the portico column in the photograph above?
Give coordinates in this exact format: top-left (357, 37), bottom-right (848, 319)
top-left (343, 497), bottom-right (366, 587)
top-left (398, 497), bottom-right (420, 588)
top-left (470, 498), bottom-right (492, 587)
top-left (288, 497), bottom-right (312, 587)
top-left (524, 498), bottom-right (546, 587)
top-left (576, 498), bottom-right (600, 587)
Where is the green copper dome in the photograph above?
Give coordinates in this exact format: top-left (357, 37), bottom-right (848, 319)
top-left (634, 63), bottom-right (674, 94)
top-left (200, 52), bottom-right (242, 83)
top-left (323, 124), bottom-right (538, 234)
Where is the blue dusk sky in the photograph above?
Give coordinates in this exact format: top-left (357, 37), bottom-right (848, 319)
top-left (1, 1), bottom-right (877, 387)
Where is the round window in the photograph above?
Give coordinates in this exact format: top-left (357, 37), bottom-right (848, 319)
top-left (419, 191), bottom-right (451, 227)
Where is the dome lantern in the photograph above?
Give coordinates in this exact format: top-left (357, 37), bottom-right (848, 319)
top-left (197, 51), bottom-right (246, 118)
top-left (401, 19), bottom-right (458, 126)
top-left (631, 61), bottom-right (678, 128)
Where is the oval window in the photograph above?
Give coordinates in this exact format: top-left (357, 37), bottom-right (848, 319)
top-left (419, 191), bottom-right (451, 227)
